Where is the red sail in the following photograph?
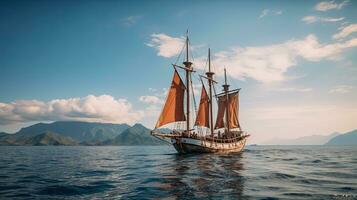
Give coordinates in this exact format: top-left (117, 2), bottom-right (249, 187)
top-left (155, 70), bottom-right (186, 128)
top-left (215, 95), bottom-right (226, 129)
top-left (228, 92), bottom-right (240, 129)
top-left (195, 84), bottom-right (210, 128)
top-left (214, 92), bottom-right (240, 129)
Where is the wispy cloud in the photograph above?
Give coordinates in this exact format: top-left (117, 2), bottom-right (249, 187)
top-left (329, 85), bottom-right (354, 94)
top-left (121, 15), bottom-right (142, 26)
top-left (315, 0), bottom-right (349, 11)
top-left (333, 24), bottom-right (357, 39)
top-left (147, 33), bottom-right (185, 58)
top-left (139, 96), bottom-right (163, 104)
top-left (259, 9), bottom-right (282, 19)
top-left (0, 95), bottom-right (143, 125)
top-left (148, 33), bottom-right (357, 83)
top-left (270, 87), bottom-right (313, 92)
top-left (302, 15), bottom-right (344, 24)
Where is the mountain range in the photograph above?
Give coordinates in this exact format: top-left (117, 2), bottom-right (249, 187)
top-left (263, 130), bottom-right (357, 145)
top-left (1, 121), bottom-right (356, 146)
top-left (0, 121), bottom-right (165, 146)
top-left (325, 129), bottom-right (357, 145)
top-left (263, 132), bottom-right (340, 145)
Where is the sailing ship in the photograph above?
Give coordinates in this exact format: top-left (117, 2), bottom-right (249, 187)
top-left (151, 34), bottom-right (249, 154)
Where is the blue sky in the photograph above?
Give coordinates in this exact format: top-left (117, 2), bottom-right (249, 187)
top-left (1, 0), bottom-right (357, 143)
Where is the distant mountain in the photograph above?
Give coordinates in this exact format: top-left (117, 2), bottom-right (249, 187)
top-left (23, 131), bottom-right (78, 146)
top-left (103, 123), bottom-right (165, 145)
top-left (0, 131), bottom-right (77, 146)
top-left (325, 129), bottom-right (357, 145)
top-left (0, 121), bottom-right (165, 146)
top-left (0, 132), bottom-right (9, 138)
top-left (13, 121), bottom-right (130, 142)
top-left (264, 132), bottom-right (340, 145)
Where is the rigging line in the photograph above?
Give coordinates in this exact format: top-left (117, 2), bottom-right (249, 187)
top-left (190, 76), bottom-right (198, 122)
top-left (174, 39), bottom-right (186, 65)
top-left (213, 81), bottom-right (219, 103)
top-left (202, 54), bottom-right (209, 74)
top-left (188, 38), bottom-right (195, 62)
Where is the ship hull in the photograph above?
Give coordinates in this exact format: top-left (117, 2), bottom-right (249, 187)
top-left (171, 137), bottom-right (247, 154)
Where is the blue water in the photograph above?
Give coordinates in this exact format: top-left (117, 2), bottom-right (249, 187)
top-left (0, 145), bottom-right (356, 199)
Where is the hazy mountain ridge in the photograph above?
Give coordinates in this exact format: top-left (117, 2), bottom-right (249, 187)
top-left (0, 121), bottom-right (165, 146)
top-left (264, 132), bottom-right (340, 145)
top-left (325, 129), bottom-right (357, 145)
top-left (0, 132), bottom-right (9, 137)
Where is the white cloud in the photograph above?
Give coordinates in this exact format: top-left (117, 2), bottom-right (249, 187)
top-left (205, 34), bottom-right (357, 83)
top-left (139, 95), bottom-right (163, 104)
top-left (315, 0), bottom-right (349, 11)
top-left (121, 15), bottom-right (141, 26)
top-left (302, 15), bottom-right (344, 24)
top-left (0, 95), bottom-right (143, 125)
top-left (259, 9), bottom-right (282, 19)
top-left (147, 33), bottom-right (185, 58)
top-left (148, 33), bottom-right (357, 83)
top-left (333, 24), bottom-right (357, 39)
top-left (329, 85), bottom-right (354, 94)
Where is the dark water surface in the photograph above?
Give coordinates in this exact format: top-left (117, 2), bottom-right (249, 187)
top-left (0, 145), bottom-right (356, 199)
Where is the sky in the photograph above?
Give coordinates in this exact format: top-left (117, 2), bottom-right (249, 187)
top-left (0, 0), bottom-right (357, 143)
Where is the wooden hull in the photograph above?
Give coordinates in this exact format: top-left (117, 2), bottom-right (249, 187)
top-left (170, 137), bottom-right (247, 154)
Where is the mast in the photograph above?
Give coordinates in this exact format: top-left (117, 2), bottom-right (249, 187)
top-left (183, 34), bottom-right (192, 134)
top-left (223, 68), bottom-right (230, 133)
top-left (206, 48), bottom-right (214, 137)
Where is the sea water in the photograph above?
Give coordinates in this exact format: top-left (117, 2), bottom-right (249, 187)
top-left (0, 145), bottom-right (356, 199)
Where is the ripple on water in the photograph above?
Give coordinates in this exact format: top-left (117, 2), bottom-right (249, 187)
top-left (271, 172), bottom-right (296, 179)
top-left (82, 170), bottom-right (113, 177)
top-left (0, 146), bottom-right (356, 199)
top-left (37, 182), bottom-right (116, 196)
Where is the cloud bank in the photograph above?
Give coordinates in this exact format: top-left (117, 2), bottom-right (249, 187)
top-left (0, 95), bottom-right (143, 125)
top-left (148, 33), bottom-right (357, 83)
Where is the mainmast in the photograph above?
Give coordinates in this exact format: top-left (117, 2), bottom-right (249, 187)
top-left (206, 49), bottom-right (215, 137)
top-left (223, 68), bottom-right (230, 133)
top-left (183, 34), bottom-right (193, 134)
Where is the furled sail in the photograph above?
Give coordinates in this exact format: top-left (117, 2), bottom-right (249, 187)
top-left (214, 92), bottom-right (240, 129)
top-left (155, 70), bottom-right (186, 128)
top-left (195, 84), bottom-right (210, 128)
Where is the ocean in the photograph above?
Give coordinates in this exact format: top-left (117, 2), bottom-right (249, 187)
top-left (0, 145), bottom-right (356, 199)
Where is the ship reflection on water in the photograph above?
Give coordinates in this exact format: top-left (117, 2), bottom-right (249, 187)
top-left (153, 152), bottom-right (245, 199)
